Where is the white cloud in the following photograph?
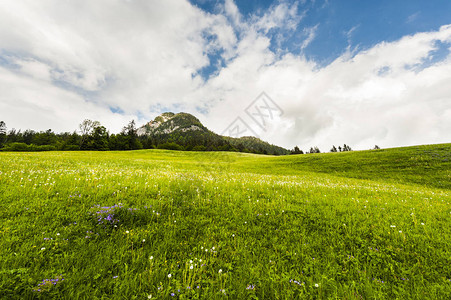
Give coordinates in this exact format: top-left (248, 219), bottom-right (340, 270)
top-left (0, 0), bottom-right (450, 151)
top-left (407, 12), bottom-right (420, 24)
top-left (300, 24), bottom-right (319, 51)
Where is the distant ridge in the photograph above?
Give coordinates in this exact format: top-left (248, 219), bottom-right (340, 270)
top-left (137, 112), bottom-right (289, 155)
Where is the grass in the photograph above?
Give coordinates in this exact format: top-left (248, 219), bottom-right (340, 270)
top-left (0, 144), bottom-right (450, 299)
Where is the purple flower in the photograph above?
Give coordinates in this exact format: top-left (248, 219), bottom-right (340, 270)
top-left (113, 276), bottom-right (118, 279)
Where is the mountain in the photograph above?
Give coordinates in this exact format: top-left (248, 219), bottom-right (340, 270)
top-left (137, 112), bottom-right (289, 155)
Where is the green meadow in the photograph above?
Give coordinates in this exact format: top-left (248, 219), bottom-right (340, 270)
top-left (0, 144), bottom-right (450, 299)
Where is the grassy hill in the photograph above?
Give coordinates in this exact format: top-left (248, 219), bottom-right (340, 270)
top-left (236, 143), bottom-right (451, 190)
top-left (0, 144), bottom-right (450, 299)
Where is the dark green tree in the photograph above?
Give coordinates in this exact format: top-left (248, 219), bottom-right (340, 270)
top-left (308, 146), bottom-right (320, 154)
top-left (79, 119), bottom-right (100, 149)
top-left (122, 120), bottom-right (142, 150)
top-left (291, 146), bottom-right (304, 155)
top-left (89, 126), bottom-right (109, 150)
top-left (0, 121), bottom-right (6, 148)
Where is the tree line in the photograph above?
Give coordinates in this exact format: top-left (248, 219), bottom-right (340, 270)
top-left (290, 144), bottom-right (381, 155)
top-left (0, 120), bottom-right (284, 154)
top-left (0, 120), bottom-right (146, 152)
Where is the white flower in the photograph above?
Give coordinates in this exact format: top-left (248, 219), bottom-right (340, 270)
top-left (199, 259), bottom-right (202, 262)
top-left (190, 265), bottom-right (193, 270)
top-left (421, 223), bottom-right (425, 225)
top-left (390, 225), bottom-right (396, 228)
top-left (212, 247), bottom-right (215, 250)
top-left (190, 260), bottom-right (193, 264)
top-left (40, 247), bottom-right (45, 251)
top-left (125, 230), bottom-right (129, 234)
top-left (218, 269), bottom-right (222, 273)
top-left (399, 230), bottom-right (402, 233)
top-left (148, 294), bottom-right (152, 299)
top-left (232, 234), bottom-right (235, 237)
top-left (149, 256), bottom-right (153, 260)
top-left (56, 233), bottom-right (60, 236)
top-left (314, 283), bottom-right (319, 287)
top-left (168, 274), bottom-right (172, 278)
top-left (142, 239), bottom-right (146, 242)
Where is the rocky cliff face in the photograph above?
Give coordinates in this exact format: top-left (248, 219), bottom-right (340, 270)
top-left (137, 112), bottom-right (205, 136)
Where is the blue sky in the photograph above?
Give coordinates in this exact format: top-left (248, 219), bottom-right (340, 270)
top-left (0, 0), bottom-right (450, 150)
top-left (191, 0), bottom-right (451, 67)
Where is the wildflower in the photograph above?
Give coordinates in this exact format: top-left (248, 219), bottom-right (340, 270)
top-left (168, 274), bottom-right (172, 278)
top-left (421, 223), bottom-right (425, 225)
top-left (113, 276), bottom-right (118, 279)
top-left (40, 247), bottom-right (45, 251)
top-left (190, 265), bottom-right (193, 270)
top-left (390, 225), bottom-right (396, 228)
top-left (149, 256), bottom-right (153, 260)
top-left (148, 295), bottom-right (152, 299)
top-left (171, 293), bottom-right (175, 296)
top-left (125, 230), bottom-right (129, 234)
top-left (314, 283), bottom-right (319, 287)
top-left (219, 269), bottom-right (222, 273)
top-left (399, 230), bottom-right (402, 233)
top-left (142, 239), bottom-right (146, 242)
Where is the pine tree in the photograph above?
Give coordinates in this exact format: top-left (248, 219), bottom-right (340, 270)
top-left (0, 121), bottom-right (6, 147)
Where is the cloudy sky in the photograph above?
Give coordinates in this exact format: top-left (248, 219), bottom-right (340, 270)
top-left (1, 0), bottom-right (450, 151)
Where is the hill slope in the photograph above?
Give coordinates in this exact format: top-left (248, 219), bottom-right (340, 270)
top-left (232, 143), bottom-right (451, 190)
top-left (0, 144), bottom-right (450, 298)
top-left (137, 112), bottom-right (289, 155)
